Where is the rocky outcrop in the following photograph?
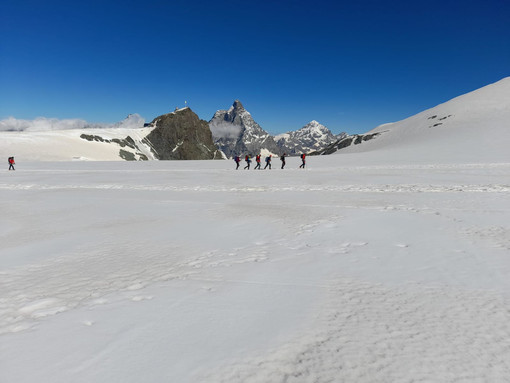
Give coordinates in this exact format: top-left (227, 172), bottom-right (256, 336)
top-left (143, 108), bottom-right (223, 160)
top-left (314, 132), bottom-right (384, 155)
top-left (80, 134), bottom-right (149, 161)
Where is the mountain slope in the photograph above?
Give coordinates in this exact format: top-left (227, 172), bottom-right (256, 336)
top-left (321, 77), bottom-right (510, 163)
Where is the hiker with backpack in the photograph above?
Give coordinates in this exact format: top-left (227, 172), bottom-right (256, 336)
top-left (244, 155), bottom-right (252, 170)
top-left (280, 153), bottom-right (286, 169)
top-left (254, 154), bottom-right (261, 170)
top-left (299, 153), bottom-right (306, 169)
top-left (8, 157), bottom-right (15, 171)
top-left (234, 155), bottom-right (241, 170)
top-left (264, 155), bottom-right (272, 169)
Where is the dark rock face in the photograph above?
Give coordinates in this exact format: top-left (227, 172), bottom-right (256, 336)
top-left (80, 134), bottom-right (138, 149)
top-left (314, 131), bottom-right (384, 155)
top-left (119, 149), bottom-right (136, 161)
top-left (428, 114), bottom-right (452, 128)
top-left (144, 108), bottom-right (222, 160)
top-left (80, 134), bottom-right (148, 160)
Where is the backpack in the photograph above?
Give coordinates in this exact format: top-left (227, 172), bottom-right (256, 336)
top-left (245, 155), bottom-right (249, 161)
top-left (301, 154), bottom-right (305, 159)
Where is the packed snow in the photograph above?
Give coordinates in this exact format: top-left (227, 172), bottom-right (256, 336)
top-left (1, 155), bottom-right (509, 382)
top-left (1, 77), bottom-right (510, 382)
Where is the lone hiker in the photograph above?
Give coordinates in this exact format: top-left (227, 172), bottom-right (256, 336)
top-left (299, 153), bottom-right (306, 169)
top-left (244, 155), bottom-right (252, 170)
top-left (8, 157), bottom-right (15, 171)
top-left (254, 154), bottom-right (261, 170)
top-left (234, 155), bottom-right (241, 170)
top-left (264, 155), bottom-right (272, 169)
top-left (280, 153), bottom-right (286, 169)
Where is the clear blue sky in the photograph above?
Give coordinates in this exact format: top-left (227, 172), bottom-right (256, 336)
top-left (1, 0), bottom-right (509, 135)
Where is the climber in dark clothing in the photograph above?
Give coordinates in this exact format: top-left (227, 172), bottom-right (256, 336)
top-left (244, 155), bottom-right (252, 170)
top-left (280, 153), bottom-right (286, 169)
top-left (264, 155), bottom-right (272, 169)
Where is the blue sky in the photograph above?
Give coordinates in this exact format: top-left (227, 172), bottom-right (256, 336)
top-left (1, 0), bottom-right (509, 135)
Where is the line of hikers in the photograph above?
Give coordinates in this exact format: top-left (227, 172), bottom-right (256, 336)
top-left (233, 153), bottom-right (306, 170)
top-left (6, 154), bottom-right (304, 171)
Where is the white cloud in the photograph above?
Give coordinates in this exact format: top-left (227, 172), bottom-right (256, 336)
top-left (209, 121), bottom-right (242, 139)
top-left (0, 114), bottom-right (145, 132)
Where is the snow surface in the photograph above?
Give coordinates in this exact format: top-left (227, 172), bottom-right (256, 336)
top-left (1, 155), bottom-right (510, 382)
top-left (1, 77), bottom-right (510, 382)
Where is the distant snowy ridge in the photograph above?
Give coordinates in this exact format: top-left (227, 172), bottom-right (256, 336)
top-left (0, 115), bottom-right (155, 161)
top-left (0, 114), bottom-right (152, 160)
top-left (275, 120), bottom-right (346, 155)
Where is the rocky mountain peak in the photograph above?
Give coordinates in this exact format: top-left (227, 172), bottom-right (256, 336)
top-left (209, 100), bottom-right (279, 158)
top-left (144, 108), bottom-right (222, 160)
top-left (232, 100), bottom-right (245, 110)
top-left (210, 100), bottom-right (349, 157)
top-left (300, 120), bottom-right (329, 134)
top-left (275, 120), bottom-right (342, 155)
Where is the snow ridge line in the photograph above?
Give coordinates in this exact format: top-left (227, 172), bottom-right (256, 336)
top-left (0, 184), bottom-right (509, 193)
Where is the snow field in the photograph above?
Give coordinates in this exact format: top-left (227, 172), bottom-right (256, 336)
top-left (1, 158), bottom-right (510, 382)
top-left (203, 283), bottom-right (510, 382)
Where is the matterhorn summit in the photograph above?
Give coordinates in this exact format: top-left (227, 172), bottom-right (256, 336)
top-left (275, 120), bottom-right (345, 155)
top-left (209, 100), bottom-right (279, 158)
